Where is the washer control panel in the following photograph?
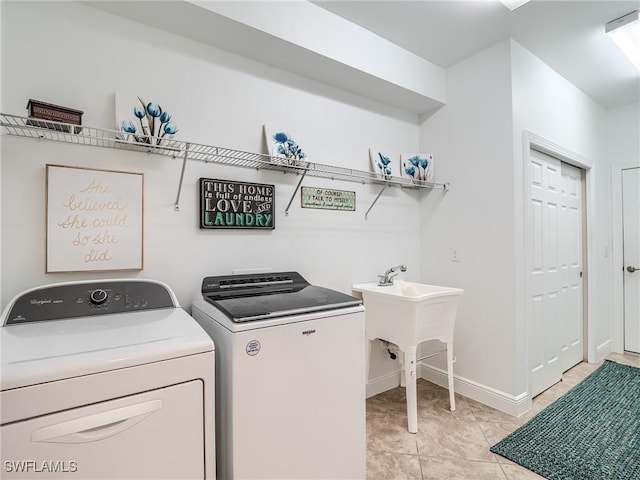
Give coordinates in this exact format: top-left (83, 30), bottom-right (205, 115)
top-left (3, 281), bottom-right (175, 325)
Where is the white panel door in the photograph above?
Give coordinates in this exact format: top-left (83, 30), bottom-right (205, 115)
top-left (558, 161), bottom-right (584, 371)
top-left (623, 167), bottom-right (640, 353)
top-left (529, 149), bottom-right (584, 397)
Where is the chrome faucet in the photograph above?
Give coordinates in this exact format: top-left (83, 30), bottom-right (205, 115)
top-left (378, 264), bottom-right (407, 286)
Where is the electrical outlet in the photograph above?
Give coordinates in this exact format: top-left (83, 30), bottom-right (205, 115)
top-left (451, 249), bottom-right (461, 262)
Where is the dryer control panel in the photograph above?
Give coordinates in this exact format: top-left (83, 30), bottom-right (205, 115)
top-left (2, 280), bottom-right (176, 325)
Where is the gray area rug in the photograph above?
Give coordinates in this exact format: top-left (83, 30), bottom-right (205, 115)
top-left (490, 360), bottom-right (640, 480)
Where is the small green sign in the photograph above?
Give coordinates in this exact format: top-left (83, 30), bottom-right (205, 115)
top-left (301, 187), bottom-right (355, 211)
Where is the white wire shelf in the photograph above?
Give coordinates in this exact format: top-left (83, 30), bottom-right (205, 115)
top-left (1, 113), bottom-right (449, 217)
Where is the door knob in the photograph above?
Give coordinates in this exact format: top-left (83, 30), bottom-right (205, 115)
top-left (627, 266), bottom-right (638, 273)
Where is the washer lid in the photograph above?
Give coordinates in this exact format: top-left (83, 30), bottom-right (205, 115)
top-left (0, 308), bottom-right (213, 391)
top-left (201, 271), bottom-right (362, 322)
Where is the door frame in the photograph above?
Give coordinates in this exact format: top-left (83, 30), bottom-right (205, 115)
top-left (522, 132), bottom-right (594, 399)
top-left (611, 164), bottom-right (640, 352)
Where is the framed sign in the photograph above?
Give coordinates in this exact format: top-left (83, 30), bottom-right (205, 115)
top-left (46, 164), bottom-right (144, 273)
top-left (301, 187), bottom-right (356, 211)
top-left (200, 178), bottom-right (275, 229)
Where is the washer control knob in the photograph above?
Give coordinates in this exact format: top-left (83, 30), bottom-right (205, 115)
top-left (89, 289), bottom-right (108, 305)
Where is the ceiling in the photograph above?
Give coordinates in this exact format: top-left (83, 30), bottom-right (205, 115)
top-left (313, 0), bottom-right (640, 110)
top-left (85, 0), bottom-right (639, 112)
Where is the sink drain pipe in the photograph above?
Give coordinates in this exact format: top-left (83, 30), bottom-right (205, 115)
top-left (378, 340), bottom-right (456, 364)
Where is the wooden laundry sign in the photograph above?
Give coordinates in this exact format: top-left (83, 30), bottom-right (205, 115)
top-left (200, 178), bottom-right (275, 229)
top-left (46, 164), bottom-right (144, 273)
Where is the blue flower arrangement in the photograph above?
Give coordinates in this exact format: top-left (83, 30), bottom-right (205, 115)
top-left (403, 154), bottom-right (433, 182)
top-left (271, 131), bottom-right (307, 165)
top-left (120, 97), bottom-right (178, 146)
top-left (377, 152), bottom-right (393, 178)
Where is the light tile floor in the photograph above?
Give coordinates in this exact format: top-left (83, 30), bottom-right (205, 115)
top-left (366, 352), bottom-right (640, 480)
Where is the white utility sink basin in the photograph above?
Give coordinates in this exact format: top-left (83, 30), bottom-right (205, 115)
top-left (352, 280), bottom-right (463, 434)
top-left (352, 281), bottom-right (463, 349)
top-left (352, 281), bottom-right (462, 301)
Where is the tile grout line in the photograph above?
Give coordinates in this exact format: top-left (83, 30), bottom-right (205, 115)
top-left (415, 435), bottom-right (425, 480)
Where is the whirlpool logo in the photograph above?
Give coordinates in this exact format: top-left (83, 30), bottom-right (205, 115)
top-left (302, 329), bottom-right (316, 336)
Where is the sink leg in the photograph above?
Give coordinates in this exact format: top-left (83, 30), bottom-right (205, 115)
top-left (404, 347), bottom-right (418, 434)
top-left (447, 342), bottom-right (456, 412)
top-left (366, 339), bottom-right (372, 385)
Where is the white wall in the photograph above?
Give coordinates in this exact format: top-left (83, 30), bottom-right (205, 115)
top-left (606, 103), bottom-right (640, 165)
top-left (608, 102), bottom-right (640, 351)
top-left (0, 2), bottom-right (421, 381)
top-left (418, 41), bottom-right (517, 398)
top-left (418, 39), bottom-right (611, 413)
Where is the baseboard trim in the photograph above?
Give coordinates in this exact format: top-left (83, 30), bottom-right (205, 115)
top-left (417, 362), bottom-right (530, 417)
top-left (595, 339), bottom-right (613, 362)
top-left (366, 371), bottom-right (400, 398)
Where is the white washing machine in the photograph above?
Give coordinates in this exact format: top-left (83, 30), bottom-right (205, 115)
top-left (0, 279), bottom-right (215, 479)
top-left (191, 271), bottom-right (366, 480)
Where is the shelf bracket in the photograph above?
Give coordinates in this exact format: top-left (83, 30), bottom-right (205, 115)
top-left (284, 170), bottom-right (308, 216)
top-left (365, 183), bottom-right (389, 219)
top-left (174, 143), bottom-right (190, 211)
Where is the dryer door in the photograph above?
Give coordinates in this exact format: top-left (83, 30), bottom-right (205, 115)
top-left (1, 380), bottom-right (204, 479)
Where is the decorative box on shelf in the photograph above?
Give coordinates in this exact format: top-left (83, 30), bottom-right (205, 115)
top-left (26, 99), bottom-right (83, 133)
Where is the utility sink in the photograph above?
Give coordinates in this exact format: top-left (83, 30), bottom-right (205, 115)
top-left (352, 280), bottom-right (463, 434)
top-left (352, 281), bottom-right (463, 350)
top-left (352, 281), bottom-right (463, 301)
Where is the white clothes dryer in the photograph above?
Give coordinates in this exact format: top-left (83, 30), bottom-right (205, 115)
top-left (0, 279), bottom-right (215, 479)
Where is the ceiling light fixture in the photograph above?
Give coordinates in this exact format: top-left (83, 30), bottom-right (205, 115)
top-left (606, 10), bottom-right (640, 71)
top-left (498, 0), bottom-right (531, 11)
